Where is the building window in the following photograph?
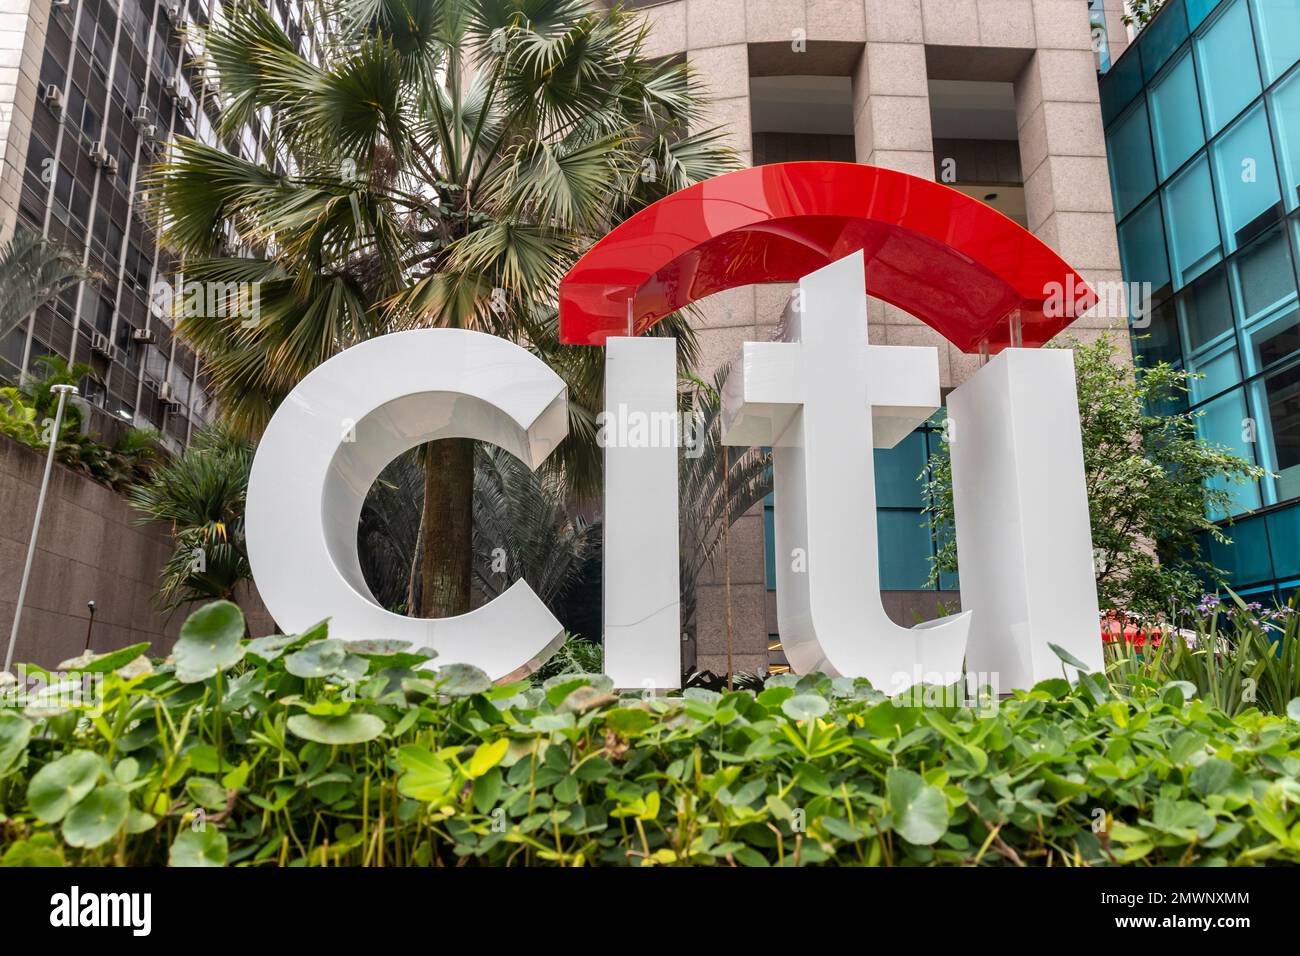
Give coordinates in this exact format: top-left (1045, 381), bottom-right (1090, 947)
top-left (1251, 360), bottom-right (1300, 502)
top-left (1251, 0), bottom-right (1300, 83)
top-left (1165, 156), bottom-right (1222, 286)
top-left (1106, 99), bottom-right (1157, 219)
top-left (1211, 103), bottom-right (1283, 252)
top-left (1269, 68), bottom-right (1300, 213)
top-left (1119, 195), bottom-right (1172, 294)
top-left (1196, 0), bottom-right (1264, 137)
top-left (1150, 51), bottom-right (1205, 181)
top-left (1196, 386), bottom-right (1262, 517)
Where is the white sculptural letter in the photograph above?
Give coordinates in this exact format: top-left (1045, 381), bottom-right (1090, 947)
top-left (720, 252), bottom-right (971, 689)
top-left (947, 348), bottom-right (1103, 685)
top-left (601, 337), bottom-right (681, 689)
top-left (246, 329), bottom-right (570, 681)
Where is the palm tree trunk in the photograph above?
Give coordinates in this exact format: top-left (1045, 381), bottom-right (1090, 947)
top-left (418, 438), bottom-right (474, 617)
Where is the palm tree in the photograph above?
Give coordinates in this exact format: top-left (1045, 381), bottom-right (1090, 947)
top-left (128, 423), bottom-right (254, 612)
top-left (0, 228), bottom-right (86, 342)
top-left (151, 0), bottom-right (734, 617)
top-left (357, 442), bottom-right (598, 615)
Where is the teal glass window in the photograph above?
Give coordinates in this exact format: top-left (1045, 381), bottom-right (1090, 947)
top-left (1211, 104), bottom-right (1283, 252)
top-left (873, 430), bottom-right (926, 508)
top-left (1179, 266), bottom-right (1234, 353)
top-left (1252, 361), bottom-right (1300, 503)
top-left (1165, 156), bottom-right (1223, 285)
top-left (1207, 513), bottom-right (1273, 584)
top-left (1196, 387), bottom-right (1263, 516)
top-left (1236, 224), bottom-right (1300, 377)
top-left (1187, 0), bottom-right (1223, 29)
top-left (1119, 195), bottom-right (1172, 292)
top-left (1107, 100), bottom-right (1157, 218)
top-left (1266, 503), bottom-right (1300, 579)
top-left (1134, 294), bottom-right (1183, 367)
top-left (1251, 0), bottom-right (1300, 82)
top-left (1196, 0), bottom-right (1263, 136)
top-left (877, 511), bottom-right (932, 591)
top-left (1151, 51), bottom-right (1206, 181)
top-left (1141, 0), bottom-right (1189, 82)
top-left (1269, 68), bottom-right (1300, 212)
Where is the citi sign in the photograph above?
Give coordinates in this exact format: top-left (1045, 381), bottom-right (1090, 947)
top-left (246, 163), bottom-right (1105, 691)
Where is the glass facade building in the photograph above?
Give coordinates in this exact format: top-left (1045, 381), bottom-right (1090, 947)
top-left (1100, 0), bottom-right (1300, 605)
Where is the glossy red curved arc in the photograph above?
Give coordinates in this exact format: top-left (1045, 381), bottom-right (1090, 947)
top-left (558, 162), bottom-right (1096, 352)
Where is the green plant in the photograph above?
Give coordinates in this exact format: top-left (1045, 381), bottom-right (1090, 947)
top-left (0, 356), bottom-right (160, 491)
top-left (1106, 592), bottom-right (1300, 718)
top-left (152, 0), bottom-right (735, 619)
top-left (355, 443), bottom-right (601, 616)
top-left (3, 601), bottom-right (1300, 867)
top-left (128, 423), bottom-right (254, 613)
top-left (923, 334), bottom-right (1265, 617)
top-left (532, 633), bottom-right (603, 684)
top-left (1122, 0), bottom-right (1167, 29)
top-left (0, 229), bottom-right (86, 340)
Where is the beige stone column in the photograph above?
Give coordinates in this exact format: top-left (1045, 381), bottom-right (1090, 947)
top-left (0, 0), bottom-right (50, 241)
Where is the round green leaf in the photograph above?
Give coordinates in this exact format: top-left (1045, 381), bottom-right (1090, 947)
top-left (173, 601), bottom-right (246, 683)
top-left (285, 639), bottom-right (365, 681)
top-left (62, 784), bottom-right (129, 848)
top-left (781, 694), bottom-right (830, 722)
top-left (170, 827), bottom-right (228, 867)
top-left (0, 713), bottom-right (32, 775)
top-left (436, 663), bottom-right (492, 698)
top-left (287, 712), bottom-right (385, 745)
top-left (887, 768), bottom-right (950, 846)
top-left (27, 750), bottom-right (102, 823)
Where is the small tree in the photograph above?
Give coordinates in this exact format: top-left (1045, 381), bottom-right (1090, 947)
top-left (129, 423), bottom-right (254, 612)
top-left (922, 333), bottom-right (1265, 618)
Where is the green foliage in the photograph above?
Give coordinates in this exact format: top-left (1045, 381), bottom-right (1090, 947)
top-left (3, 602), bottom-right (1300, 866)
top-left (128, 423), bottom-right (254, 612)
top-left (1123, 1), bottom-right (1167, 29)
top-left (0, 356), bottom-right (161, 491)
top-left (1106, 593), bottom-right (1300, 719)
top-left (923, 334), bottom-right (1265, 617)
top-left (0, 229), bottom-right (86, 340)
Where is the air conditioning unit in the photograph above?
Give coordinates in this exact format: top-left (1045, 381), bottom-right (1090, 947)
top-left (134, 106), bottom-right (153, 127)
top-left (176, 97), bottom-right (194, 119)
top-left (104, 155), bottom-right (119, 175)
top-left (140, 124), bottom-right (158, 141)
top-left (166, 1), bottom-right (184, 19)
top-left (158, 381), bottom-right (178, 405)
top-left (51, 0), bottom-right (72, 9)
top-left (132, 327), bottom-right (155, 344)
top-left (89, 141), bottom-right (111, 167)
top-left (163, 77), bottom-right (181, 98)
top-left (42, 84), bottom-right (63, 112)
top-left (90, 332), bottom-right (116, 360)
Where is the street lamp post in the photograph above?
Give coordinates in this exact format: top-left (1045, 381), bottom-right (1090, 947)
top-left (3, 383), bottom-right (78, 673)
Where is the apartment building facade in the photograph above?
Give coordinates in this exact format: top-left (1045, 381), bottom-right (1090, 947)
top-left (0, 0), bottom-right (317, 453)
top-left (1100, 0), bottom-right (1300, 608)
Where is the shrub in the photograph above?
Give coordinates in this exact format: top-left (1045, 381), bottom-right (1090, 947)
top-left (2, 602), bottom-right (1299, 867)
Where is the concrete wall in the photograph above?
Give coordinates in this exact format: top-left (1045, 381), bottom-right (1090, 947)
top-left (0, 434), bottom-right (273, 668)
top-left (632, 0), bottom-right (1126, 674)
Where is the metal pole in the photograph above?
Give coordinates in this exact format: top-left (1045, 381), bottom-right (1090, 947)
top-left (4, 384), bottom-right (78, 673)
